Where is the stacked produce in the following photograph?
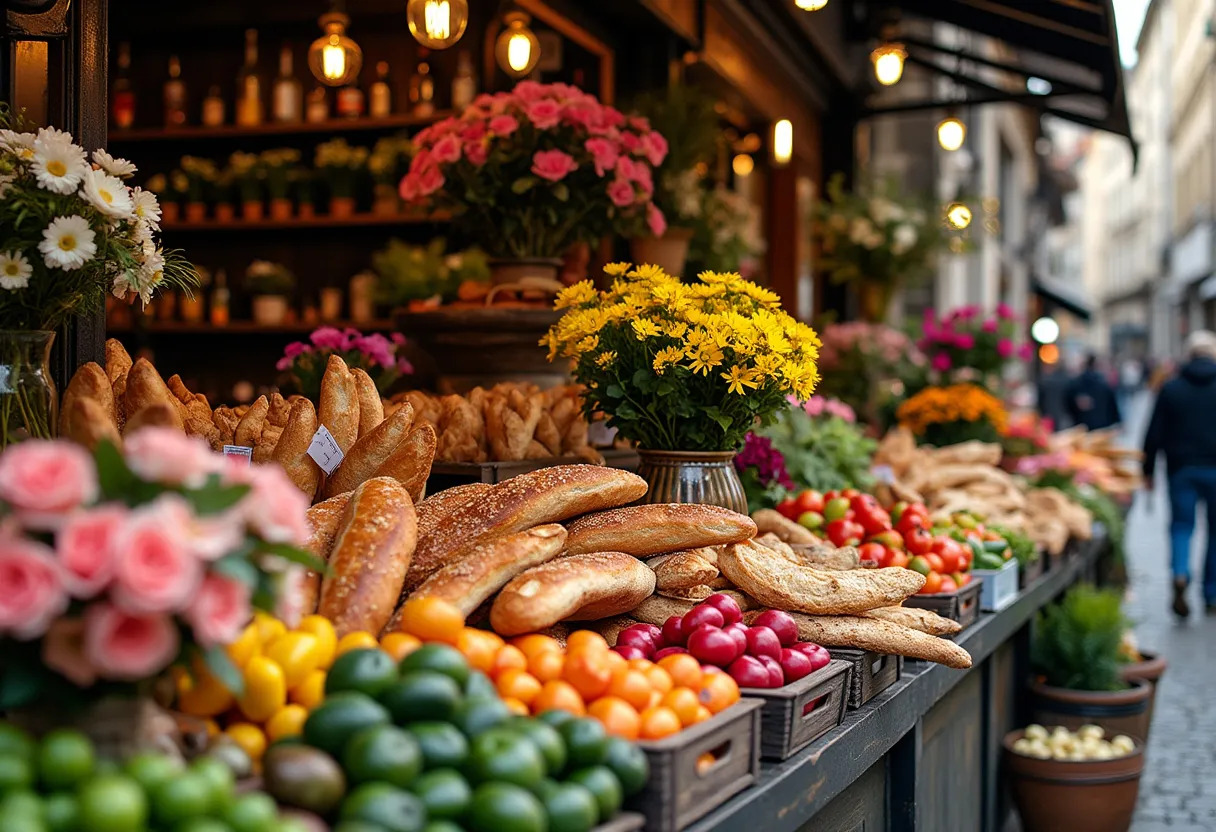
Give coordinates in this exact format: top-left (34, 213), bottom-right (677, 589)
top-left (1042, 426), bottom-right (1142, 498)
top-left (1010, 724), bottom-right (1137, 761)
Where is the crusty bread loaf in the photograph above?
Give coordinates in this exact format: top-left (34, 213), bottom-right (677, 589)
top-left (563, 504), bottom-right (757, 557)
top-left (318, 477), bottom-right (417, 636)
top-left (785, 542), bottom-right (862, 571)
top-left (646, 547), bottom-right (720, 590)
top-left (405, 465), bottom-right (647, 594)
top-left (629, 590), bottom-right (758, 627)
top-left (123, 359), bottom-right (184, 431)
top-left (351, 368), bottom-right (384, 439)
top-left (861, 605), bottom-right (962, 636)
top-left (752, 509), bottom-right (820, 544)
top-left (124, 403), bottom-right (182, 434)
top-left (63, 396), bottom-right (121, 450)
top-left (404, 525), bottom-right (567, 621)
top-left (60, 362), bottom-right (117, 438)
top-left (769, 611), bottom-right (972, 669)
top-left (416, 482), bottom-right (494, 539)
top-left (318, 354), bottom-right (359, 455)
top-left (233, 395), bottom-right (269, 447)
top-left (490, 551), bottom-right (656, 636)
top-left (322, 401), bottom-right (414, 499)
top-left (658, 585), bottom-right (714, 601)
top-left (105, 339), bottom-right (133, 427)
top-left (300, 493), bottom-right (352, 614)
top-left (373, 423), bottom-right (436, 503)
top-left (272, 398), bottom-right (322, 499)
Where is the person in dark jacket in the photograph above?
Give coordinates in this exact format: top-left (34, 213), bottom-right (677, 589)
top-left (1143, 330), bottom-right (1216, 618)
top-left (1065, 355), bottom-right (1122, 430)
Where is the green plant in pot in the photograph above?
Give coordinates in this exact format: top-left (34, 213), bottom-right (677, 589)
top-left (315, 138), bottom-right (368, 218)
top-left (228, 150), bottom-right (265, 221)
top-left (179, 154), bottom-right (218, 222)
top-left (245, 259), bottom-right (295, 326)
top-left (260, 147), bottom-right (300, 220)
top-left (545, 263), bottom-right (821, 512)
top-left (368, 136), bottom-right (410, 215)
top-left (371, 237), bottom-right (489, 309)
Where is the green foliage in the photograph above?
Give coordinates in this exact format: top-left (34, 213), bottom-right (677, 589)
top-left (989, 524), bottom-right (1039, 567)
top-left (1032, 585), bottom-right (1129, 691)
top-left (758, 407), bottom-right (877, 494)
top-left (244, 260), bottom-right (295, 296)
top-left (371, 238), bottom-right (489, 306)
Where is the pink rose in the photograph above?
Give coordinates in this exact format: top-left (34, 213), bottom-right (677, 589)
top-left (615, 156), bottom-right (648, 184)
top-left (56, 505), bottom-right (126, 597)
top-left (525, 100), bottom-right (562, 130)
top-left (931, 352), bottom-right (953, 372)
top-left (531, 150), bottom-right (578, 182)
top-left (620, 132), bottom-right (642, 154)
top-left (981, 319), bottom-right (998, 333)
top-left (472, 93), bottom-right (495, 109)
top-left (124, 428), bottom-right (216, 488)
top-left (0, 441), bottom-right (98, 529)
top-left (145, 494), bottom-right (243, 562)
top-left (607, 178), bottom-right (635, 207)
top-left (996, 338), bottom-right (1014, 358)
top-left (431, 116), bottom-right (462, 137)
top-left (460, 121), bottom-right (487, 143)
top-left (642, 131), bottom-right (669, 167)
top-left (996, 302), bottom-right (1014, 320)
top-left (187, 574), bottom-right (252, 648)
top-left (245, 465), bottom-right (311, 545)
top-left (584, 138), bottom-right (619, 177)
top-left (416, 165), bottom-right (445, 196)
top-left (489, 115), bottom-right (519, 136)
top-left (464, 141), bottom-right (488, 166)
top-left (84, 602), bottom-right (179, 682)
top-left (647, 203), bottom-right (667, 237)
top-left (431, 134), bottom-right (462, 164)
top-left (562, 103), bottom-right (600, 130)
top-left (0, 538), bottom-right (67, 639)
top-left (112, 499), bottom-right (201, 614)
top-left (513, 81), bottom-right (547, 103)
top-left (408, 149), bottom-right (434, 175)
top-left (954, 333), bottom-right (975, 349)
top-left (399, 174), bottom-right (420, 202)
top-left (42, 617), bottom-right (96, 687)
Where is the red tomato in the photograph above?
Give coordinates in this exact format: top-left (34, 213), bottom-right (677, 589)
top-left (896, 512), bottom-right (928, 537)
top-left (925, 553), bottom-right (945, 573)
top-left (932, 538), bottom-right (965, 573)
top-left (887, 550), bottom-right (909, 569)
top-left (826, 519), bottom-right (864, 547)
top-left (903, 527), bottom-right (934, 555)
top-left (823, 490), bottom-right (839, 502)
top-left (775, 498), bottom-right (801, 521)
top-left (921, 571), bottom-right (943, 594)
top-left (952, 571), bottom-right (969, 586)
top-left (853, 501), bottom-right (892, 536)
top-left (857, 542), bottom-right (886, 566)
top-left (794, 490), bottom-right (825, 515)
top-left (939, 576), bottom-right (959, 594)
top-left (841, 488), bottom-right (860, 499)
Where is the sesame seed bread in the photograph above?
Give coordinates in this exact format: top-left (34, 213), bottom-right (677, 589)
top-left (300, 492), bottom-right (352, 614)
top-left (563, 504), bottom-right (757, 558)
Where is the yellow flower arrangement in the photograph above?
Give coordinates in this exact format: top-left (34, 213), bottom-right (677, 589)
top-left (896, 383), bottom-right (1008, 446)
top-left (544, 264), bottom-right (820, 450)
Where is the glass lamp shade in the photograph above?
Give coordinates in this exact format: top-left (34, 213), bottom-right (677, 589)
top-left (871, 43), bottom-right (907, 86)
top-left (937, 116), bottom-right (966, 151)
top-left (406, 0), bottom-right (469, 49)
top-left (495, 12), bottom-right (541, 78)
top-left (308, 12), bottom-right (363, 87)
top-left (795, 0), bottom-right (829, 9)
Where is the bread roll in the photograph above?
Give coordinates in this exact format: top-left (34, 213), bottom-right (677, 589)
top-left (416, 482), bottom-right (493, 539)
top-left (322, 401), bottom-right (414, 499)
top-left (647, 547), bottom-right (720, 590)
top-left (272, 398), bottom-right (322, 499)
top-left (59, 362), bottom-right (117, 438)
top-left (405, 465), bottom-right (647, 593)
top-left (63, 396), bottom-right (121, 450)
top-left (300, 493), bottom-right (352, 615)
top-left (124, 403), bottom-right (182, 434)
top-left (233, 395), bottom-right (269, 447)
top-left (352, 368), bottom-right (384, 439)
top-left (371, 423), bottom-right (436, 503)
top-left (318, 477), bottom-right (417, 637)
top-left (490, 551), bottom-right (656, 637)
top-left (123, 359), bottom-right (184, 431)
top-left (318, 354), bottom-right (359, 455)
top-left (564, 504), bottom-right (757, 557)
top-left (105, 339), bottom-right (133, 426)
top-left (751, 508), bottom-right (820, 544)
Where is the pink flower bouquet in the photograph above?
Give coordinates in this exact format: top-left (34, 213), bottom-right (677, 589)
top-left (399, 81), bottom-right (668, 259)
top-left (278, 326), bottom-right (413, 401)
top-left (919, 304), bottom-right (1033, 381)
top-left (0, 430), bottom-right (318, 708)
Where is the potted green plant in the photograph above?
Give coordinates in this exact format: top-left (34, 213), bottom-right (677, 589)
top-left (294, 169), bottom-right (319, 219)
top-left (228, 151), bottom-right (265, 221)
top-left (261, 147), bottom-right (300, 221)
top-left (368, 136), bottom-right (410, 216)
top-left (371, 237), bottom-right (489, 310)
top-left (315, 138), bottom-right (368, 218)
top-left (211, 168), bottom-right (237, 223)
top-left (245, 260), bottom-right (296, 325)
top-left (1030, 586), bottom-right (1153, 742)
top-left (144, 172), bottom-right (183, 224)
top-left (179, 155), bottom-right (217, 222)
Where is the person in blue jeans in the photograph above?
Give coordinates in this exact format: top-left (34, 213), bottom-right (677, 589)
top-left (1143, 330), bottom-right (1216, 618)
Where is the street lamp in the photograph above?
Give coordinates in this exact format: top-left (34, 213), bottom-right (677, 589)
top-left (937, 115), bottom-right (966, 151)
top-left (406, 0), bottom-right (469, 49)
top-left (496, 12), bottom-right (541, 78)
top-left (871, 43), bottom-right (907, 86)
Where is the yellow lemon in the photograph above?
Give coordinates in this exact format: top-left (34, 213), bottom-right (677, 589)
top-left (296, 615), bottom-right (338, 669)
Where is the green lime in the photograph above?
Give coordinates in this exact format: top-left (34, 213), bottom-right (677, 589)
top-left (466, 782), bottom-right (546, 832)
top-left (43, 792), bottom-right (78, 832)
top-left (558, 719), bottom-right (609, 770)
top-left (340, 782), bottom-right (425, 832)
top-left (567, 766), bottom-right (622, 823)
top-left (343, 725), bottom-right (422, 788)
top-left (174, 820), bottom-right (233, 832)
top-left (379, 672), bottom-right (462, 724)
top-left (222, 792), bottom-right (279, 832)
top-left (0, 724), bottom-right (36, 763)
top-left (151, 772), bottom-right (213, 825)
top-left (602, 737), bottom-right (649, 797)
top-left (466, 729), bottom-right (545, 790)
top-left (0, 754), bottom-right (34, 793)
top-left (422, 822), bottom-right (464, 832)
top-left (451, 697), bottom-right (511, 738)
top-left (189, 756), bottom-right (236, 813)
top-left (409, 768), bottom-right (470, 819)
top-left (0, 788), bottom-right (42, 818)
top-left (327, 649), bottom-right (400, 699)
top-left (539, 781), bottom-right (598, 832)
top-left (77, 774), bottom-right (148, 832)
top-left (399, 644), bottom-right (470, 689)
top-left (535, 710), bottom-right (575, 730)
top-left (37, 729), bottom-right (94, 791)
top-left (123, 752), bottom-right (184, 793)
top-left (463, 671), bottom-right (497, 701)
top-left (303, 692), bottom-right (391, 757)
top-left (405, 723), bottom-right (468, 770)
top-left (507, 717), bottom-right (566, 777)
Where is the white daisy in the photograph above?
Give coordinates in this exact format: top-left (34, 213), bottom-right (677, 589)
top-left (31, 131), bottom-right (88, 194)
top-left (0, 251), bottom-right (32, 290)
top-left (91, 148), bottom-right (137, 178)
top-left (0, 129), bottom-right (36, 160)
top-left (38, 215), bottom-right (97, 270)
top-left (81, 169), bottom-right (134, 219)
top-left (130, 187), bottom-right (162, 229)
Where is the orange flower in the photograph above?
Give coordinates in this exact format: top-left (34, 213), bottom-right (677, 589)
top-left (897, 384), bottom-right (1008, 435)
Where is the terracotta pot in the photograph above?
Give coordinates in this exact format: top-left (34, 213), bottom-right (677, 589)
top-left (162, 202), bottom-right (181, 223)
top-left (329, 196), bottom-right (356, 218)
top-left (299, 203), bottom-right (317, 219)
top-left (635, 450), bottom-right (748, 514)
top-left (1003, 729), bottom-right (1143, 832)
top-left (1029, 677), bottom-right (1153, 742)
top-left (629, 226), bottom-right (695, 277)
top-left (184, 201), bottom-right (207, 222)
top-left (488, 257), bottom-right (564, 286)
top-left (214, 203), bottom-right (236, 223)
top-left (242, 200), bottom-right (264, 221)
top-left (372, 184), bottom-right (399, 215)
top-left (269, 197), bottom-right (294, 221)
top-left (179, 294), bottom-right (205, 323)
top-left (251, 295), bottom-right (289, 326)
top-left (1120, 650), bottom-right (1167, 727)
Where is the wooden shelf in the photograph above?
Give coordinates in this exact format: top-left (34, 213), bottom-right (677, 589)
top-left (161, 211), bottom-right (448, 232)
top-left (108, 112), bottom-right (453, 143)
top-left (108, 319), bottom-right (397, 335)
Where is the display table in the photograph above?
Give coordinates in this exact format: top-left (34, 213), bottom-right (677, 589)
top-left (689, 537), bottom-right (1106, 832)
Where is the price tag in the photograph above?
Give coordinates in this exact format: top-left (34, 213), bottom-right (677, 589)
top-left (588, 421), bottom-right (618, 448)
top-left (222, 445), bottom-right (253, 466)
top-left (307, 425), bottom-right (345, 475)
top-left (870, 464), bottom-right (896, 485)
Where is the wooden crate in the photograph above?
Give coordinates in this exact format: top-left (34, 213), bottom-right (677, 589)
top-left (903, 577), bottom-right (983, 629)
top-left (425, 450), bottom-right (640, 491)
top-left (629, 698), bottom-right (762, 832)
top-left (741, 659), bottom-right (852, 760)
top-left (1018, 552), bottom-right (1045, 589)
top-left (827, 648), bottom-right (902, 709)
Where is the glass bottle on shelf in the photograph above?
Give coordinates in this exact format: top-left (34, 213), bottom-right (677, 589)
top-left (408, 50), bottom-right (435, 118)
top-left (273, 44), bottom-right (302, 123)
top-left (451, 50), bottom-right (476, 111)
top-left (202, 85), bottom-right (225, 127)
top-left (210, 269), bottom-right (230, 327)
top-left (163, 55), bottom-right (188, 127)
top-left (336, 81), bottom-right (365, 119)
top-left (111, 42), bottom-right (136, 130)
top-left (235, 29), bottom-right (264, 127)
top-left (305, 86), bottom-right (329, 123)
top-left (369, 61), bottom-right (393, 118)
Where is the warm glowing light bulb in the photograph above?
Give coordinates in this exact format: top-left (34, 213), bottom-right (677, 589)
top-left (426, 1), bottom-right (450, 39)
top-left (773, 119), bottom-right (793, 166)
top-left (507, 34), bottom-right (532, 72)
top-left (495, 13), bottom-right (541, 78)
top-left (871, 43), bottom-right (906, 86)
top-left (946, 202), bottom-right (972, 230)
top-left (732, 154), bottom-right (755, 177)
top-left (308, 11), bottom-right (362, 87)
top-left (937, 116), bottom-right (966, 151)
top-left (407, 0), bottom-right (469, 49)
top-left (322, 40), bottom-right (346, 80)
top-left (795, 0), bottom-right (829, 9)
top-left (1031, 316), bottom-right (1060, 344)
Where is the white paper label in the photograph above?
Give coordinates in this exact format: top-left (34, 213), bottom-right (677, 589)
top-left (222, 445), bottom-right (253, 466)
top-left (588, 421), bottom-right (618, 448)
top-left (870, 464), bottom-right (896, 485)
top-left (307, 425), bottom-right (345, 475)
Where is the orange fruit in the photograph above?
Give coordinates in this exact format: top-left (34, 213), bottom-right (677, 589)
top-left (335, 631), bottom-right (379, 656)
top-left (638, 705), bottom-right (682, 740)
top-left (643, 666), bottom-right (673, 696)
top-left (657, 654), bottom-right (703, 690)
top-left (699, 672), bottom-right (739, 714)
top-left (606, 669), bottom-right (652, 712)
top-left (513, 634), bottom-right (563, 661)
top-left (396, 598), bottom-right (464, 644)
top-left (566, 631), bottom-right (608, 654)
top-left (691, 705), bottom-right (712, 725)
top-left (533, 680), bottom-right (586, 716)
top-left (563, 651), bottom-right (612, 700)
top-left (528, 650), bottom-right (565, 684)
top-left (661, 687), bottom-right (702, 727)
top-left (696, 752), bottom-right (716, 773)
top-left (588, 696), bottom-right (641, 740)
top-left (646, 690), bottom-right (662, 710)
top-left (496, 669), bottom-right (543, 706)
top-left (602, 650), bottom-right (627, 677)
top-left (457, 628), bottom-right (501, 673)
top-left (379, 632), bottom-right (422, 662)
top-left (627, 658), bottom-right (655, 673)
top-left (502, 697), bottom-right (530, 716)
top-left (490, 645), bottom-right (528, 678)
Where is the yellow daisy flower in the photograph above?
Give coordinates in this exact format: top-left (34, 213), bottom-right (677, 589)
top-left (653, 346), bottom-right (684, 373)
top-left (632, 318), bottom-right (663, 339)
top-left (604, 262), bottom-right (631, 277)
top-left (722, 366), bottom-right (760, 395)
top-left (555, 281), bottom-right (597, 309)
top-left (596, 351), bottom-right (618, 367)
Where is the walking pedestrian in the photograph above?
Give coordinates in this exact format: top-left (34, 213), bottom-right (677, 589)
top-left (1142, 330), bottom-right (1216, 618)
top-left (1065, 354), bottom-right (1122, 430)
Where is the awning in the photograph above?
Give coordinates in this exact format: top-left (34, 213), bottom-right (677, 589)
top-left (1033, 275), bottom-right (1093, 320)
top-left (861, 1), bottom-right (1133, 145)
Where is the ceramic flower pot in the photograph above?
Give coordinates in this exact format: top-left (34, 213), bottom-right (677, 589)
top-left (329, 196), bottom-right (357, 218)
top-left (0, 330), bottom-right (57, 448)
top-left (488, 257), bottom-right (564, 286)
top-left (269, 197), bottom-right (294, 221)
top-left (299, 203), bottom-right (317, 219)
top-left (214, 203), bottom-right (236, 223)
top-left (242, 200), bottom-right (265, 221)
top-left (1119, 651), bottom-right (1167, 727)
top-left (629, 227), bottom-right (694, 277)
top-left (1029, 677), bottom-right (1154, 743)
top-left (635, 450), bottom-right (748, 514)
top-left (251, 295), bottom-right (290, 326)
top-left (184, 201), bottom-right (207, 222)
top-left (372, 185), bottom-right (399, 216)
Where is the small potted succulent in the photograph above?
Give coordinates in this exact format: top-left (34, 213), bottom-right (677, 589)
top-left (261, 147), bottom-right (301, 221)
top-left (245, 260), bottom-right (296, 325)
top-left (211, 168), bottom-right (237, 223)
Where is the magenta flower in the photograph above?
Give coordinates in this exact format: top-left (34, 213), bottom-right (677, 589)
top-left (954, 333), bottom-right (976, 350)
top-left (996, 338), bottom-right (1014, 358)
top-left (1018, 343), bottom-right (1034, 360)
top-left (646, 203), bottom-right (667, 237)
top-left (310, 327), bottom-right (344, 350)
top-left (996, 302), bottom-right (1014, 320)
top-left (931, 352), bottom-right (953, 372)
top-left (488, 114), bottom-right (519, 136)
top-left (525, 99), bottom-right (562, 130)
top-left (981, 319), bottom-right (998, 334)
top-left (531, 149), bottom-right (578, 182)
top-left (608, 178), bottom-right (634, 207)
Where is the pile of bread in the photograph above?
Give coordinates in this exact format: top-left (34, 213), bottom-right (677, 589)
top-left (1048, 425), bottom-right (1142, 498)
top-left (388, 383), bottom-right (599, 465)
top-left (299, 464), bottom-right (971, 670)
top-left (873, 430), bottom-right (1092, 556)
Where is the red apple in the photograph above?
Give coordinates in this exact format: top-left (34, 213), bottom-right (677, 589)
top-left (611, 645), bottom-right (647, 661)
top-left (661, 615), bottom-right (688, 647)
top-left (615, 630), bottom-right (656, 658)
top-left (728, 655), bottom-right (774, 689)
top-left (721, 623), bottom-right (748, 661)
top-left (790, 642), bottom-right (831, 672)
top-left (687, 624), bottom-right (739, 667)
top-left (682, 604), bottom-right (725, 633)
top-left (757, 655), bottom-right (785, 688)
top-left (779, 647), bottom-right (814, 683)
top-left (744, 626), bottom-right (781, 660)
top-left (653, 646), bottom-right (689, 660)
top-left (751, 610), bottom-right (798, 646)
top-left (703, 593), bottom-right (743, 625)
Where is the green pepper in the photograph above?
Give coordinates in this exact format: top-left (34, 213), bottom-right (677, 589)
top-left (983, 539), bottom-right (1008, 553)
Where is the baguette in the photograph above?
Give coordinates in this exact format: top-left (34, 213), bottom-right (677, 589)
top-left (405, 525), bottom-right (567, 620)
top-left (785, 542), bottom-right (862, 571)
top-left (861, 606), bottom-right (962, 637)
top-left (405, 465), bottom-right (646, 593)
top-left (62, 396), bottom-right (122, 450)
top-left (300, 493), bottom-right (352, 615)
top-left (59, 362), bottom-right (117, 438)
top-left (323, 401), bottom-right (415, 499)
top-left (751, 509), bottom-right (820, 544)
top-left (629, 590), bottom-right (758, 627)
top-left (318, 477), bottom-right (417, 637)
top-left (774, 611), bottom-right (972, 669)
top-left (372, 423), bottom-right (436, 503)
top-left (647, 547), bottom-right (719, 590)
top-left (416, 482), bottom-right (494, 539)
top-left (563, 504), bottom-right (757, 557)
top-left (351, 368), bottom-right (384, 439)
top-left (318, 354), bottom-right (359, 455)
top-left (272, 398), bottom-right (322, 499)
top-left (489, 551), bottom-right (656, 637)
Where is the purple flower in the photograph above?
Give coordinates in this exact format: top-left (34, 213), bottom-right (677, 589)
top-left (735, 434), bottom-right (795, 490)
top-left (390, 332), bottom-right (407, 346)
top-left (1018, 342), bottom-right (1034, 360)
top-left (954, 333), bottom-right (975, 350)
top-left (284, 341), bottom-right (311, 359)
top-left (981, 319), bottom-right (998, 334)
top-left (355, 334), bottom-right (395, 368)
top-left (931, 352), bottom-right (953, 372)
top-left (396, 357), bottom-right (414, 375)
top-left (996, 302), bottom-right (1014, 320)
top-left (996, 338), bottom-right (1014, 358)
top-left (309, 326), bottom-right (345, 350)
top-left (958, 305), bottom-right (978, 320)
